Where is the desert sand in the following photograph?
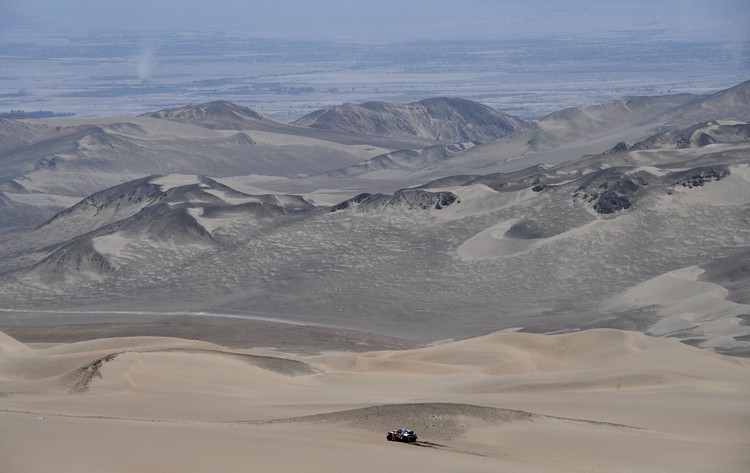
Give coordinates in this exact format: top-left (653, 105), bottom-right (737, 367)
top-left (1, 327), bottom-right (749, 472)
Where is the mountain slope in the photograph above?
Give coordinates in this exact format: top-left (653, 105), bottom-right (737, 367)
top-left (530, 93), bottom-right (699, 149)
top-left (1, 129), bottom-right (748, 354)
top-left (323, 142), bottom-right (476, 178)
top-left (7, 174), bottom-right (319, 286)
top-left (1, 82), bottom-right (749, 358)
top-left (0, 118), bottom-right (54, 153)
top-left (658, 79), bottom-right (750, 127)
top-left (293, 97), bottom-right (525, 143)
top-left (0, 115), bottom-right (396, 227)
top-left (401, 83), bottom-right (748, 181)
top-left (630, 121), bottom-right (750, 150)
top-left (0, 190), bottom-right (66, 229)
top-left (139, 101), bottom-right (274, 130)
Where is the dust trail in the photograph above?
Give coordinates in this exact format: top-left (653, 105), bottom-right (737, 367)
top-left (135, 43), bottom-right (156, 83)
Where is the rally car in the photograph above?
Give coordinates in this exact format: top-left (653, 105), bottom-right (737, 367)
top-left (386, 428), bottom-right (418, 443)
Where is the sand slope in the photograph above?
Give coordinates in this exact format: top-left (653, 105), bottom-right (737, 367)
top-left (1, 328), bottom-right (748, 472)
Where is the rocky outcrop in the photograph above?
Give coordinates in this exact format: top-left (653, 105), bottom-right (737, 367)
top-left (330, 190), bottom-right (459, 213)
top-left (670, 166), bottom-right (731, 188)
top-left (573, 169), bottom-right (651, 215)
top-left (631, 122), bottom-right (750, 150)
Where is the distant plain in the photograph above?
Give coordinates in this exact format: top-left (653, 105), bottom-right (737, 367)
top-left (1, 32), bottom-right (748, 120)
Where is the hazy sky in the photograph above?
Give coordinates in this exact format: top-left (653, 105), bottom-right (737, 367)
top-left (2, 0), bottom-right (749, 42)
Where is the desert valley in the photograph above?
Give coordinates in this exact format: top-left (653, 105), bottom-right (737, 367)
top-left (1, 76), bottom-right (749, 471)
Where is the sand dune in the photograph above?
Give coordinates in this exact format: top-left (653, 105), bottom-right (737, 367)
top-left (601, 265), bottom-right (750, 351)
top-left (1, 328), bottom-right (748, 472)
top-left (269, 402), bottom-right (536, 441)
top-left (316, 328), bottom-right (747, 378)
top-left (0, 330), bottom-right (31, 355)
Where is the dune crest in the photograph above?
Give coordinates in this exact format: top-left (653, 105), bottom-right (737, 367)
top-left (316, 328), bottom-right (743, 378)
top-left (0, 330), bottom-right (31, 355)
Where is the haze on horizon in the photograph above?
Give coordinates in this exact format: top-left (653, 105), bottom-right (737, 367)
top-left (1, 1), bottom-right (748, 120)
top-left (2, 0), bottom-right (749, 43)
